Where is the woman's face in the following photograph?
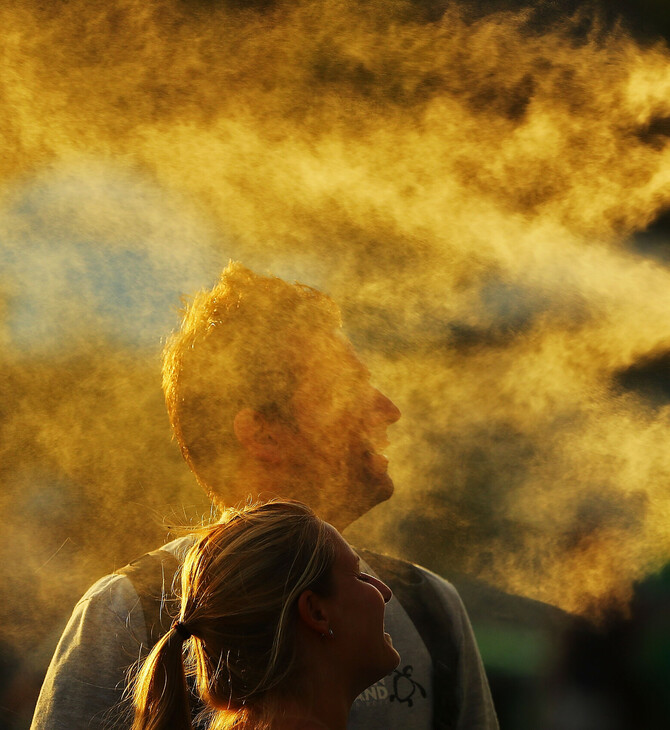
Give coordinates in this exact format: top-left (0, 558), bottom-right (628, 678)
top-left (321, 526), bottom-right (401, 695)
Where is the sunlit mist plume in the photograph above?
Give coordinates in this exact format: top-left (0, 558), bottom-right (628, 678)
top-left (3, 0), bottom-right (670, 654)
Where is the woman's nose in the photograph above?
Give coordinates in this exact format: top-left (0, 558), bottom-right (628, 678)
top-left (372, 575), bottom-right (393, 603)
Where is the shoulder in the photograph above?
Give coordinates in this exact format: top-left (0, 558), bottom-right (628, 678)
top-left (115, 536), bottom-right (194, 589)
top-left (159, 534), bottom-right (197, 561)
top-left (117, 534), bottom-right (196, 574)
top-left (430, 565), bottom-right (575, 634)
top-left (357, 546), bottom-right (573, 633)
top-left (70, 535), bottom-right (196, 633)
top-left (74, 571), bottom-right (142, 619)
top-left (31, 537), bottom-right (199, 730)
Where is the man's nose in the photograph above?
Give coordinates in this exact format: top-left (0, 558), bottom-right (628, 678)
top-left (373, 389), bottom-right (401, 424)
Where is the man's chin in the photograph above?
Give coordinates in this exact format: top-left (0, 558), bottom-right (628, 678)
top-left (326, 474), bottom-right (394, 530)
top-left (362, 469), bottom-right (395, 508)
top-left (374, 473), bottom-right (395, 503)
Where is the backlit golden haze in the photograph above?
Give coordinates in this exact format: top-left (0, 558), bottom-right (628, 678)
top-left (2, 0), bottom-right (670, 653)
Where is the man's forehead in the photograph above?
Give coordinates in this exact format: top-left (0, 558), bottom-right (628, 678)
top-left (306, 330), bottom-right (368, 373)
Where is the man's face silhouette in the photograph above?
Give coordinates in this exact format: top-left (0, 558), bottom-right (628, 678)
top-left (284, 332), bottom-right (401, 521)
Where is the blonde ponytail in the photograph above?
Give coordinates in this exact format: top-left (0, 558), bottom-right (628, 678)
top-left (131, 501), bottom-right (336, 730)
top-left (131, 623), bottom-right (193, 730)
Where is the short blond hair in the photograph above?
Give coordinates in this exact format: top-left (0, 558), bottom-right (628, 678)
top-left (162, 262), bottom-right (341, 502)
top-left (132, 501), bottom-right (337, 730)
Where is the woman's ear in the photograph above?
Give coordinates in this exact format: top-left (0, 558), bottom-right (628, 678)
top-left (297, 590), bottom-right (331, 637)
top-left (233, 408), bottom-right (282, 463)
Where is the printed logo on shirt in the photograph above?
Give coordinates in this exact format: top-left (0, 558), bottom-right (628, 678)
top-left (355, 665), bottom-right (429, 709)
top-left (389, 665), bottom-right (427, 708)
top-left (355, 678), bottom-right (390, 703)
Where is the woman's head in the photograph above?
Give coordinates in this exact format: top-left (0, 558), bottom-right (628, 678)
top-left (132, 500), bottom-right (399, 730)
top-left (180, 501), bottom-right (336, 711)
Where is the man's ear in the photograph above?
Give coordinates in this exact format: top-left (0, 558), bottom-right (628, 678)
top-left (233, 408), bottom-right (283, 464)
top-left (297, 590), bottom-right (331, 637)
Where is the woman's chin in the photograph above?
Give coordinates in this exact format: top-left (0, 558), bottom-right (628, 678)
top-left (384, 641), bottom-right (401, 670)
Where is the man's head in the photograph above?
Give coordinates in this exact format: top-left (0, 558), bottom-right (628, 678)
top-left (163, 262), bottom-right (400, 529)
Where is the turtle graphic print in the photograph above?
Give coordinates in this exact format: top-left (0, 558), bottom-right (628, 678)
top-left (390, 665), bottom-right (427, 708)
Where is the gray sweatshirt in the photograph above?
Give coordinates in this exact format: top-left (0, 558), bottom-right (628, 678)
top-left (31, 536), bottom-right (499, 730)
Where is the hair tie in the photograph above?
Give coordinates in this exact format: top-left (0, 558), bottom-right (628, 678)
top-left (172, 620), bottom-right (192, 641)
